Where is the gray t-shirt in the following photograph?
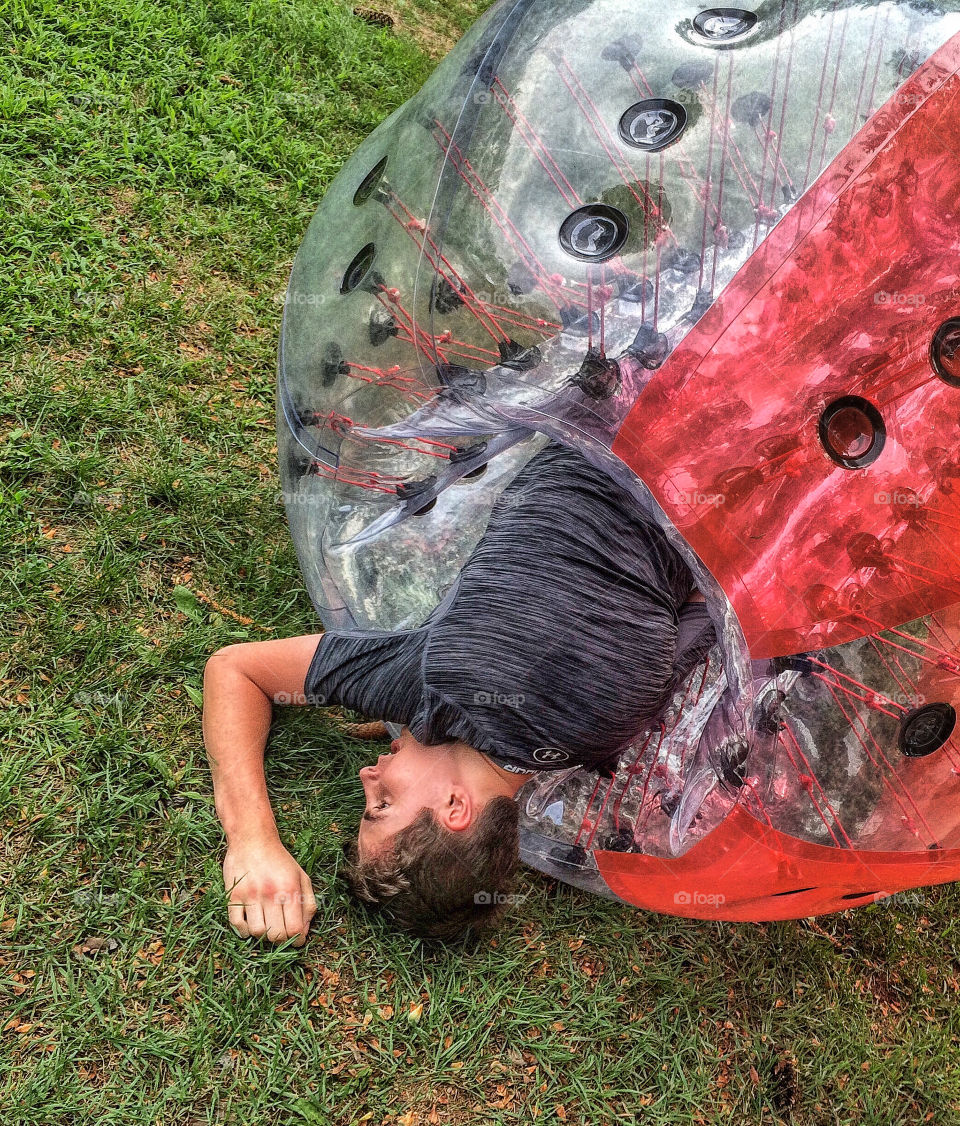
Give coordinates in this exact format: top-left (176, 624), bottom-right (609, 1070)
top-left (303, 440), bottom-right (716, 774)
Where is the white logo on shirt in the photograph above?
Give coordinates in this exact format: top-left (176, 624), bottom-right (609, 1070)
top-left (532, 746), bottom-right (571, 764)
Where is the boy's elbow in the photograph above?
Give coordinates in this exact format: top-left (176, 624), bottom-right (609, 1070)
top-left (204, 644), bottom-right (244, 680)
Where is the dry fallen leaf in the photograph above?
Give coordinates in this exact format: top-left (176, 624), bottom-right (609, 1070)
top-left (75, 935), bottom-right (119, 957)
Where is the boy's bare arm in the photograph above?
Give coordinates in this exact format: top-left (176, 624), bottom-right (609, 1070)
top-left (202, 634), bottom-right (324, 946)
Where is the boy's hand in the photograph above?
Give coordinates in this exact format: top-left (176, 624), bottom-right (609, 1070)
top-left (223, 836), bottom-right (317, 947)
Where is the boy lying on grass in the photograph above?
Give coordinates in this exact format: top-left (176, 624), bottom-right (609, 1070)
top-left (203, 441), bottom-right (714, 945)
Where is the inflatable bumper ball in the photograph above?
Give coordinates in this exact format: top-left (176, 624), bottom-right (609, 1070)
top-left (278, 0), bottom-right (960, 919)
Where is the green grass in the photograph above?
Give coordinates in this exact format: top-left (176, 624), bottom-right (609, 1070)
top-left (3, 0), bottom-right (960, 1123)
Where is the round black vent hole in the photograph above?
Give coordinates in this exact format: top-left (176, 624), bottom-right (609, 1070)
top-left (558, 204), bottom-right (630, 263)
top-left (353, 156), bottom-right (387, 206)
top-left (899, 702), bottom-right (957, 757)
top-left (340, 243), bottom-right (376, 294)
top-left (931, 318), bottom-right (960, 387)
top-left (692, 8), bottom-right (758, 42)
top-left (818, 395), bottom-right (886, 469)
top-left (618, 99), bottom-right (687, 152)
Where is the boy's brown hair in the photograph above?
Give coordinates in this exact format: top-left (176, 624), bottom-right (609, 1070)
top-left (343, 795), bottom-right (520, 943)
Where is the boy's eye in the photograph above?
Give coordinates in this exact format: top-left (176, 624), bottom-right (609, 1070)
top-left (376, 800), bottom-right (388, 811)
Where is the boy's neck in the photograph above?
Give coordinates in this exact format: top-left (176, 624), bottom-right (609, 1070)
top-left (478, 750), bottom-right (536, 792)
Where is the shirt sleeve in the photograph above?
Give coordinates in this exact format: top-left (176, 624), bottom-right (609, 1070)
top-left (303, 627), bottom-right (428, 723)
top-left (301, 573), bottom-right (465, 723)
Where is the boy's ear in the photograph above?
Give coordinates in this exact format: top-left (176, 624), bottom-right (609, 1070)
top-left (439, 785), bottom-right (474, 832)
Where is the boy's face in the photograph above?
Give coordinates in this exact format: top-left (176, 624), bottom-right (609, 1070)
top-left (357, 727), bottom-right (465, 859)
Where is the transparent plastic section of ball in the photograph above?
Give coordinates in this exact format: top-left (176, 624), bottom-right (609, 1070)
top-left (516, 607), bottom-right (960, 892)
top-left (278, 0), bottom-right (960, 635)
